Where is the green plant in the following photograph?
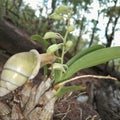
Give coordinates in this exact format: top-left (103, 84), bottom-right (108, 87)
top-left (31, 5), bottom-right (120, 97)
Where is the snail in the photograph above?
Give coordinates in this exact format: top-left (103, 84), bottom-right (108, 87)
top-left (0, 49), bottom-right (56, 97)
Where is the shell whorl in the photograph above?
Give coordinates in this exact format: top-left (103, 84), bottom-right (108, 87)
top-left (0, 49), bottom-right (41, 97)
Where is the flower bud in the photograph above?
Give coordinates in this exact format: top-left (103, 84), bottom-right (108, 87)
top-left (49, 13), bottom-right (63, 20)
top-left (67, 25), bottom-right (75, 32)
top-left (66, 41), bottom-right (73, 49)
top-left (52, 63), bottom-right (67, 73)
top-left (47, 44), bottom-right (61, 54)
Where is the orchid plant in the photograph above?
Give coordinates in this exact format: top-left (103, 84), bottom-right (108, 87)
top-left (31, 5), bottom-right (120, 97)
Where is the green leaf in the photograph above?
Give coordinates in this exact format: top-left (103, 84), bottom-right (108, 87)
top-left (31, 35), bottom-right (49, 48)
top-left (62, 46), bottom-right (120, 81)
top-left (53, 70), bottom-right (61, 83)
top-left (67, 45), bottom-right (105, 67)
top-left (56, 85), bottom-right (85, 97)
top-left (43, 32), bottom-right (62, 40)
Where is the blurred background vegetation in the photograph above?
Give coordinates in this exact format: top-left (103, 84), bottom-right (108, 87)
top-left (0, 0), bottom-right (120, 72)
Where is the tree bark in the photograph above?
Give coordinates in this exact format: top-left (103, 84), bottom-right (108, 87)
top-left (0, 19), bottom-right (43, 55)
top-left (89, 11), bottom-right (100, 47)
top-left (105, 0), bottom-right (120, 47)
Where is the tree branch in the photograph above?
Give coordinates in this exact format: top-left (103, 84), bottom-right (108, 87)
top-left (0, 19), bottom-right (43, 55)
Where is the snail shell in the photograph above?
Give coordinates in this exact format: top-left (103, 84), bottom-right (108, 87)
top-left (0, 49), bottom-right (56, 97)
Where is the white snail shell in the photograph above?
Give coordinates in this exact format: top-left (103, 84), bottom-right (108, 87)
top-left (0, 49), bottom-right (56, 97)
top-left (0, 49), bottom-right (40, 97)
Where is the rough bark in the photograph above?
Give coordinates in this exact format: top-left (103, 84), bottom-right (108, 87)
top-left (0, 78), bottom-right (56, 120)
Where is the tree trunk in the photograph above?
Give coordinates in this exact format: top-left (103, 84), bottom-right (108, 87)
top-left (0, 19), bottom-right (43, 55)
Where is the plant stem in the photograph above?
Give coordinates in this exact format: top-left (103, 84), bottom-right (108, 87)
top-left (61, 31), bottom-right (69, 63)
top-left (61, 17), bottom-right (70, 65)
top-left (59, 17), bottom-right (70, 79)
top-left (59, 30), bottom-right (69, 78)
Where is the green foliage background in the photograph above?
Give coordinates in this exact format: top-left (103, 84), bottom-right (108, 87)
top-left (0, 0), bottom-right (120, 71)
